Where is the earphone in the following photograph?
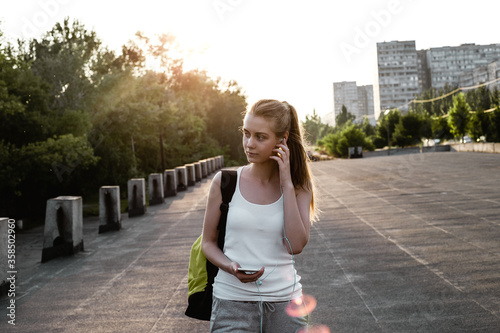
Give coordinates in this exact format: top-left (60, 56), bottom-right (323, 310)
top-left (254, 186), bottom-right (297, 333)
top-left (254, 183), bottom-right (293, 287)
top-left (255, 235), bottom-right (295, 333)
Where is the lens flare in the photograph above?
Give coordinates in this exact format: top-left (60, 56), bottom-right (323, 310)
top-left (286, 294), bottom-right (317, 317)
top-left (298, 324), bottom-right (331, 333)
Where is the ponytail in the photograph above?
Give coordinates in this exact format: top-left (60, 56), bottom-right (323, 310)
top-left (245, 99), bottom-right (319, 223)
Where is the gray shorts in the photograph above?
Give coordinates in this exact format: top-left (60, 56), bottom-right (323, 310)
top-left (210, 296), bottom-right (308, 333)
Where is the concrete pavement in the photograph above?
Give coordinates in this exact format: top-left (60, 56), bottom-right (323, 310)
top-left (1, 151), bottom-right (500, 332)
top-left (303, 152), bottom-right (500, 332)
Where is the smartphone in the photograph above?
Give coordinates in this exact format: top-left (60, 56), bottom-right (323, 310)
top-left (274, 138), bottom-right (285, 157)
top-left (237, 267), bottom-right (260, 274)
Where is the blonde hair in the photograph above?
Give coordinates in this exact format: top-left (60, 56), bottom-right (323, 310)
top-left (245, 99), bottom-right (319, 223)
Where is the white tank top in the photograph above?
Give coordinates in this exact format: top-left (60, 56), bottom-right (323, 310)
top-left (213, 167), bottom-right (302, 301)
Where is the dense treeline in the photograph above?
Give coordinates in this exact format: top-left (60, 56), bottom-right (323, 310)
top-left (303, 106), bottom-right (376, 158)
top-left (410, 83), bottom-right (500, 143)
top-left (304, 84), bottom-right (500, 158)
top-left (0, 19), bottom-right (247, 221)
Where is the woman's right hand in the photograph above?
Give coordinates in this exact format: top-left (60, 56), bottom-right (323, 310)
top-left (229, 262), bottom-right (264, 283)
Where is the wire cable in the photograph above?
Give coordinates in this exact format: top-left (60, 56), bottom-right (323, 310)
top-left (396, 77), bottom-right (500, 110)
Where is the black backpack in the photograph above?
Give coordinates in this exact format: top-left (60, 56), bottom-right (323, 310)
top-left (185, 170), bottom-right (237, 320)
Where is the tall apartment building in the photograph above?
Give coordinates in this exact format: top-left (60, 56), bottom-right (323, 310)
top-left (426, 43), bottom-right (500, 91)
top-left (374, 41), bottom-right (420, 120)
top-left (373, 41), bottom-right (500, 118)
top-left (333, 81), bottom-right (358, 117)
top-left (459, 59), bottom-right (500, 91)
top-left (357, 85), bottom-right (374, 120)
top-left (333, 81), bottom-right (374, 125)
top-left (417, 50), bottom-right (431, 92)
top-left (487, 61), bottom-right (500, 91)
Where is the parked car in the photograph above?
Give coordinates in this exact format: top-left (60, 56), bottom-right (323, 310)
top-left (307, 150), bottom-right (320, 161)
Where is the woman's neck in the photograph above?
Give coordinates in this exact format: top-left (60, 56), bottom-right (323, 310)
top-left (246, 162), bottom-right (279, 184)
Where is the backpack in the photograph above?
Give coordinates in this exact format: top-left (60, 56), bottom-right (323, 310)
top-left (185, 170), bottom-right (237, 321)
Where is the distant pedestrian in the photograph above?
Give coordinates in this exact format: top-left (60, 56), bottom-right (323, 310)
top-left (202, 99), bottom-right (318, 332)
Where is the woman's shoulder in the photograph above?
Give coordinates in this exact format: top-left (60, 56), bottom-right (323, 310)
top-left (207, 171), bottom-right (223, 198)
top-left (212, 170), bottom-right (223, 185)
top-left (211, 168), bottom-right (241, 189)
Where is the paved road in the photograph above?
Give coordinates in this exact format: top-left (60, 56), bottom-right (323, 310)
top-left (1, 152), bottom-right (499, 332)
top-left (304, 152), bottom-right (500, 332)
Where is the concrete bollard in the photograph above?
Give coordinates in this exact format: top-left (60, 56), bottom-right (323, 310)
top-left (212, 158), bottom-right (217, 171)
top-left (215, 156), bottom-right (221, 170)
top-left (194, 162), bottom-right (202, 182)
top-left (164, 169), bottom-right (177, 197)
top-left (98, 186), bottom-right (121, 233)
top-left (185, 164), bottom-right (196, 186)
top-left (0, 218), bottom-right (10, 294)
top-left (148, 173), bottom-right (165, 205)
top-left (175, 166), bottom-right (188, 191)
top-left (218, 155), bottom-right (225, 168)
top-left (128, 178), bottom-right (146, 217)
top-left (41, 196), bottom-right (84, 263)
top-left (200, 160), bottom-right (207, 178)
top-left (205, 159), bottom-right (213, 175)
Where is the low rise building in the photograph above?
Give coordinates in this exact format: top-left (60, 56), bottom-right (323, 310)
top-left (333, 81), bottom-right (374, 125)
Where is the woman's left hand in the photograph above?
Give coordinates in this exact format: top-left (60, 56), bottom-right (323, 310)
top-left (270, 138), bottom-right (293, 188)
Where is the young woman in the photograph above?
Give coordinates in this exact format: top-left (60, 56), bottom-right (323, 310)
top-left (201, 99), bottom-right (317, 332)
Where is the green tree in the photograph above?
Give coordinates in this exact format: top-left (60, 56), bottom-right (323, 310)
top-left (318, 121), bottom-right (334, 140)
top-left (359, 116), bottom-right (376, 138)
top-left (468, 108), bottom-right (490, 142)
top-left (0, 27), bottom-right (99, 218)
top-left (27, 18), bottom-right (102, 115)
top-left (448, 93), bottom-right (471, 142)
top-left (302, 109), bottom-right (323, 145)
top-left (374, 109), bottom-right (401, 148)
top-left (436, 84), bottom-right (458, 116)
top-left (431, 115), bottom-right (452, 141)
top-left (491, 88), bottom-right (500, 108)
top-left (466, 85), bottom-right (491, 113)
top-left (335, 105), bottom-right (355, 128)
top-left (392, 112), bottom-right (425, 147)
top-left (420, 112), bottom-right (433, 140)
top-left (392, 111), bottom-right (433, 147)
top-left (0, 20), bottom-right (250, 220)
top-left (489, 107), bottom-right (500, 142)
top-left (412, 84), bottom-right (457, 117)
top-left (0, 44), bottom-right (53, 146)
top-left (206, 80), bottom-right (247, 164)
top-left (322, 122), bottom-right (374, 158)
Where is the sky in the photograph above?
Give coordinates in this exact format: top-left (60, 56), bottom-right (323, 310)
top-left (1, 0), bottom-right (500, 122)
